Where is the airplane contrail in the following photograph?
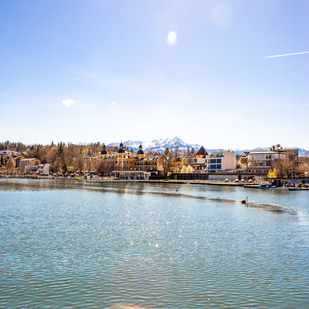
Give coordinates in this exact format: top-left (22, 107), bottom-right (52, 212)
top-left (265, 51), bottom-right (309, 58)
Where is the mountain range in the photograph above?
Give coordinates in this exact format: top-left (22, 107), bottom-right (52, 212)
top-left (107, 137), bottom-right (309, 156)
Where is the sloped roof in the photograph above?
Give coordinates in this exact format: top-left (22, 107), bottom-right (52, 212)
top-left (196, 146), bottom-right (208, 156)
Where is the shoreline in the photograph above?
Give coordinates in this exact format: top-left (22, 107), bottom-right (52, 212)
top-left (1, 175), bottom-right (308, 190)
top-left (0, 175), bottom-right (260, 187)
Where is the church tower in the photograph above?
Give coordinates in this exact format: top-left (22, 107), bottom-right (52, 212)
top-left (100, 144), bottom-right (108, 159)
top-left (137, 143), bottom-right (145, 160)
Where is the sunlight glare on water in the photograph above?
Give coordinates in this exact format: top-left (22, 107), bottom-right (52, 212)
top-left (0, 179), bottom-right (309, 308)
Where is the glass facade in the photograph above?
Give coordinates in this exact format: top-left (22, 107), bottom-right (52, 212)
top-left (209, 158), bottom-right (222, 164)
top-left (209, 164), bottom-right (222, 170)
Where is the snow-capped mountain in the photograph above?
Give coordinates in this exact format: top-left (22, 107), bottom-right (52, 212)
top-left (107, 137), bottom-right (308, 156)
top-left (107, 137), bottom-right (201, 153)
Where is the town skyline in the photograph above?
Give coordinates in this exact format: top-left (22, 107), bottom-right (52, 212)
top-left (0, 1), bottom-right (308, 148)
top-left (1, 136), bottom-right (308, 157)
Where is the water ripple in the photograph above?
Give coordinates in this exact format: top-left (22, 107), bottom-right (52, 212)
top-left (0, 179), bottom-right (308, 308)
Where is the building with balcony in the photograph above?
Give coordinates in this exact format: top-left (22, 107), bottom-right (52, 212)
top-left (189, 148), bottom-right (236, 172)
top-left (20, 158), bottom-right (40, 171)
top-left (247, 149), bottom-right (298, 175)
top-left (99, 143), bottom-right (159, 171)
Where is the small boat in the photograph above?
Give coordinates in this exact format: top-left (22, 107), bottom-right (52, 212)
top-left (259, 184), bottom-right (276, 189)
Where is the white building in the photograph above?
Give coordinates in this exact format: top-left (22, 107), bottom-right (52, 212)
top-left (42, 164), bottom-right (50, 174)
top-left (0, 150), bottom-right (11, 155)
top-left (206, 151), bottom-right (236, 171)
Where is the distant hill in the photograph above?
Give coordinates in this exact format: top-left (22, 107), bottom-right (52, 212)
top-left (107, 137), bottom-right (309, 156)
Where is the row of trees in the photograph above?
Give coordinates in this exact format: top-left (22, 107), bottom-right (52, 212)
top-left (2, 140), bottom-right (307, 178)
top-left (0, 142), bottom-right (104, 174)
top-left (26, 142), bottom-right (115, 174)
top-left (0, 141), bottom-right (193, 175)
top-left (0, 141), bottom-right (27, 152)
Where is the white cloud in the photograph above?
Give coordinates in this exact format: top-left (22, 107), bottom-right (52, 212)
top-left (112, 101), bottom-right (117, 106)
top-left (62, 99), bottom-right (75, 107)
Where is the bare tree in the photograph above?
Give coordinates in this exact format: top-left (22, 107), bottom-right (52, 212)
top-left (86, 158), bottom-right (92, 172)
top-left (45, 147), bottom-right (58, 166)
top-left (95, 160), bottom-right (115, 176)
top-left (273, 152), bottom-right (298, 178)
top-left (298, 157), bottom-right (309, 172)
top-left (76, 155), bottom-right (84, 174)
top-left (95, 160), bottom-right (105, 176)
top-left (159, 154), bottom-right (174, 178)
top-left (173, 146), bottom-right (179, 158)
top-left (6, 157), bottom-right (15, 171)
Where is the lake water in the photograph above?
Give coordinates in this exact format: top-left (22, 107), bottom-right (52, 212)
top-left (0, 179), bottom-right (308, 308)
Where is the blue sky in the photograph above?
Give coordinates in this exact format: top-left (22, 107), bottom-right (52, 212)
top-left (0, 0), bottom-right (308, 149)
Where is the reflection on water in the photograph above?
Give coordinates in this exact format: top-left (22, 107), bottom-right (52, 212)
top-left (0, 178), bottom-right (300, 215)
top-left (245, 202), bottom-right (297, 214)
top-left (0, 179), bottom-right (309, 308)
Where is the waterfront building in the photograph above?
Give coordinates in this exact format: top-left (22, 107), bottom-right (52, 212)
top-left (195, 146), bottom-right (208, 158)
top-left (0, 150), bottom-right (12, 156)
top-left (238, 152), bottom-right (249, 169)
top-left (189, 147), bottom-right (236, 172)
top-left (19, 158), bottom-right (40, 171)
top-left (99, 142), bottom-right (135, 170)
top-left (41, 164), bottom-right (50, 174)
top-left (134, 144), bottom-right (159, 171)
top-left (205, 151), bottom-right (236, 171)
top-left (191, 146), bottom-right (208, 170)
top-left (247, 148), bottom-right (298, 175)
top-left (169, 157), bottom-right (186, 173)
top-left (114, 170), bottom-right (151, 180)
top-left (99, 143), bottom-right (158, 171)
